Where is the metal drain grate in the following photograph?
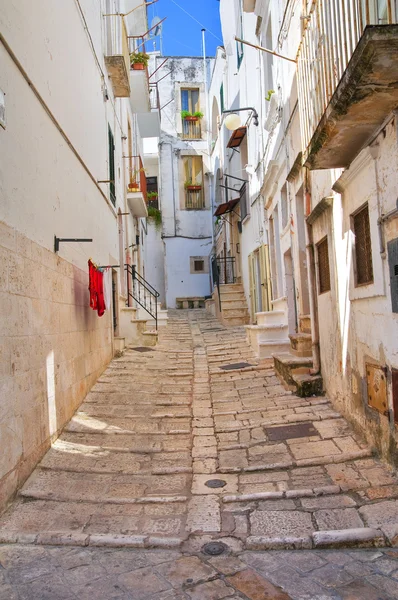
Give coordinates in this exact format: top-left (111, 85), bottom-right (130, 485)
top-left (205, 479), bottom-right (227, 489)
top-left (202, 542), bottom-right (228, 556)
top-left (266, 422), bottom-right (317, 441)
top-left (220, 362), bottom-right (253, 371)
top-left (131, 347), bottom-right (155, 353)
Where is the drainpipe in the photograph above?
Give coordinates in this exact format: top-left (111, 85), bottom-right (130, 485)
top-left (304, 182), bottom-right (321, 375)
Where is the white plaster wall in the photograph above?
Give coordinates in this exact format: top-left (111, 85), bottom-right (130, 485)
top-left (164, 237), bottom-right (212, 308)
top-left (144, 221), bottom-right (166, 306)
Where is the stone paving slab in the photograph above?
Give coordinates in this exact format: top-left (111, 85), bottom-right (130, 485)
top-left (1, 310), bottom-right (398, 553)
top-left (1, 545), bottom-right (398, 599)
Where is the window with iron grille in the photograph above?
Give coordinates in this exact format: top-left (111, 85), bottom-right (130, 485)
top-left (317, 237), bottom-right (331, 294)
top-left (108, 125), bottom-right (116, 206)
top-left (183, 156), bottom-right (205, 209)
top-left (353, 203), bottom-right (373, 286)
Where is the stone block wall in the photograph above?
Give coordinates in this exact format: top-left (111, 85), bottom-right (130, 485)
top-left (0, 221), bottom-right (113, 511)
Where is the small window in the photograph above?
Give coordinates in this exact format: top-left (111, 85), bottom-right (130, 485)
top-left (353, 203), bottom-right (373, 286)
top-left (317, 237), bottom-right (331, 294)
top-left (220, 83), bottom-right (225, 113)
top-left (181, 88), bottom-right (201, 140)
top-left (240, 182), bottom-right (249, 221)
top-left (194, 260), bottom-right (204, 272)
top-left (190, 256), bottom-right (207, 274)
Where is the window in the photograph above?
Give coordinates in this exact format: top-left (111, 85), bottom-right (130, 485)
top-left (190, 256), bottom-right (208, 274)
top-left (146, 176), bottom-right (158, 209)
top-left (317, 237), bottom-right (331, 294)
top-left (353, 203), bottom-right (373, 286)
top-left (240, 182), bottom-right (249, 221)
top-left (281, 184), bottom-right (288, 229)
top-left (183, 156), bottom-right (205, 209)
top-left (181, 88), bottom-right (201, 139)
top-left (108, 125), bottom-right (116, 206)
top-left (220, 83), bottom-right (225, 113)
top-left (194, 260), bottom-right (204, 272)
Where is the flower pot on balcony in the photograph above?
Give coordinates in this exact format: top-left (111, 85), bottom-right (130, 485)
top-left (132, 63), bottom-right (146, 71)
top-left (186, 185), bottom-right (202, 191)
top-left (128, 182), bottom-right (139, 191)
top-left (184, 116), bottom-right (199, 122)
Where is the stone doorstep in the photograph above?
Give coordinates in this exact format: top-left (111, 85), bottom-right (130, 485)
top-left (218, 448), bottom-right (373, 473)
top-left (0, 528), bottom-right (389, 551)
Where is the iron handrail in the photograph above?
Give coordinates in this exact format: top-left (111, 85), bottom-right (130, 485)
top-left (125, 264), bottom-right (159, 330)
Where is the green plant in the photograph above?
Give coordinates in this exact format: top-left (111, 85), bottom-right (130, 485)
top-left (265, 89), bottom-right (275, 101)
top-left (184, 180), bottom-right (202, 189)
top-left (147, 191), bottom-right (158, 200)
top-left (147, 206), bottom-right (162, 229)
top-left (181, 110), bottom-right (192, 119)
top-left (193, 111), bottom-right (204, 119)
top-left (130, 52), bottom-right (150, 67)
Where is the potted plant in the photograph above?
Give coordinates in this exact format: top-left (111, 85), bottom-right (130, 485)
top-left (181, 110), bottom-right (204, 122)
top-left (130, 52), bottom-right (150, 70)
top-left (185, 180), bottom-right (202, 191)
top-left (146, 191), bottom-right (158, 201)
top-left (147, 206), bottom-right (162, 230)
top-left (128, 181), bottom-right (139, 191)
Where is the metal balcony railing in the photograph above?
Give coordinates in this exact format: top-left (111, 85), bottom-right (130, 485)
top-left (297, 0), bottom-right (398, 153)
top-left (182, 119), bottom-right (202, 140)
top-left (185, 187), bottom-right (205, 209)
top-left (125, 264), bottom-right (160, 330)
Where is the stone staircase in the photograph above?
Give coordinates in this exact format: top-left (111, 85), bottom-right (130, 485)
top-left (215, 283), bottom-right (250, 327)
top-left (118, 299), bottom-right (168, 350)
top-left (246, 297), bottom-right (291, 358)
top-left (274, 313), bottom-right (324, 397)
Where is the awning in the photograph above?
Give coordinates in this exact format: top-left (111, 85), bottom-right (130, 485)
top-left (214, 198), bottom-right (240, 217)
top-left (227, 126), bottom-right (247, 148)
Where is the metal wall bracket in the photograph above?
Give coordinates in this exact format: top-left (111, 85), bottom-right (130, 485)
top-left (54, 236), bottom-right (93, 253)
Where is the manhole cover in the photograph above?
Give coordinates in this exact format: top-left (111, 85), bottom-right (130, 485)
top-left (205, 479), bottom-right (227, 489)
top-left (265, 422), bottom-right (317, 442)
top-left (202, 542), bottom-right (227, 556)
top-left (220, 362), bottom-right (253, 371)
top-left (131, 347), bottom-right (154, 353)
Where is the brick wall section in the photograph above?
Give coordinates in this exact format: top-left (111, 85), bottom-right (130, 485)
top-left (0, 221), bottom-right (113, 511)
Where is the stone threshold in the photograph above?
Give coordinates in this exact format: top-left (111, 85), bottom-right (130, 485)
top-left (219, 448), bottom-right (373, 473)
top-left (0, 527), bottom-right (389, 551)
top-left (19, 492), bottom-right (188, 504)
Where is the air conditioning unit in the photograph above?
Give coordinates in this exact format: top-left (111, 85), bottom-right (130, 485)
top-left (264, 92), bottom-right (281, 132)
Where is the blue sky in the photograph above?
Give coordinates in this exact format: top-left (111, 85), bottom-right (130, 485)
top-left (146, 0), bottom-right (223, 57)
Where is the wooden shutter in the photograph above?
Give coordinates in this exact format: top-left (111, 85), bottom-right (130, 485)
top-left (248, 253), bottom-right (256, 322)
top-left (259, 244), bottom-right (272, 312)
top-left (354, 204), bottom-right (373, 285)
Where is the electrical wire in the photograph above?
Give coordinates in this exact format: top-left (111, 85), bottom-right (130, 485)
top-left (169, 0), bottom-right (223, 42)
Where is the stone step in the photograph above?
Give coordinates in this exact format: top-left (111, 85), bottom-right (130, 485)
top-left (274, 353), bottom-right (313, 386)
top-left (292, 373), bottom-right (324, 398)
top-left (256, 310), bottom-right (286, 326)
top-left (258, 340), bottom-right (291, 358)
top-left (220, 299), bottom-right (248, 309)
top-left (289, 333), bottom-right (312, 357)
top-left (222, 307), bottom-right (250, 318)
top-left (299, 313), bottom-right (311, 334)
top-left (247, 323), bottom-right (290, 342)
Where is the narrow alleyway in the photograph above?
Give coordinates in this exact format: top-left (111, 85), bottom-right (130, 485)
top-left (1, 311), bottom-right (398, 597)
top-left (1, 310), bottom-right (397, 552)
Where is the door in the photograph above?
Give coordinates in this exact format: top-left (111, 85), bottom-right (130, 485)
top-left (259, 244), bottom-right (272, 312)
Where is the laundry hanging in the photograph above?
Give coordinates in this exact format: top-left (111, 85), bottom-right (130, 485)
top-left (88, 259), bottom-right (106, 317)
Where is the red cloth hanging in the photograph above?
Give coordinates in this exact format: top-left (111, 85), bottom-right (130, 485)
top-left (88, 260), bottom-right (106, 317)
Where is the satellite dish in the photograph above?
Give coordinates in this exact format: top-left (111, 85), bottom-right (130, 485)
top-left (150, 16), bottom-right (162, 37)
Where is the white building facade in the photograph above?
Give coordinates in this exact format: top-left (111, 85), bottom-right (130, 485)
top-left (0, 0), bottom-right (159, 509)
top-left (154, 56), bottom-right (214, 309)
top-left (210, 0), bottom-right (398, 463)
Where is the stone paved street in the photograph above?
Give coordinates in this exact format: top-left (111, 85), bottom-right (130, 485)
top-left (1, 545), bottom-right (398, 599)
top-left (1, 310), bottom-right (398, 596)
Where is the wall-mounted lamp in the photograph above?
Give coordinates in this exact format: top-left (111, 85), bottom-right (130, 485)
top-left (222, 107), bottom-right (259, 129)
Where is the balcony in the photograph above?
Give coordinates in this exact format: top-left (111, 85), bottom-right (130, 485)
top-left (127, 156), bottom-right (148, 217)
top-left (297, 1), bottom-right (398, 169)
top-left (104, 15), bottom-right (130, 97)
top-left (185, 186), bottom-right (205, 210)
top-left (182, 118), bottom-right (202, 140)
